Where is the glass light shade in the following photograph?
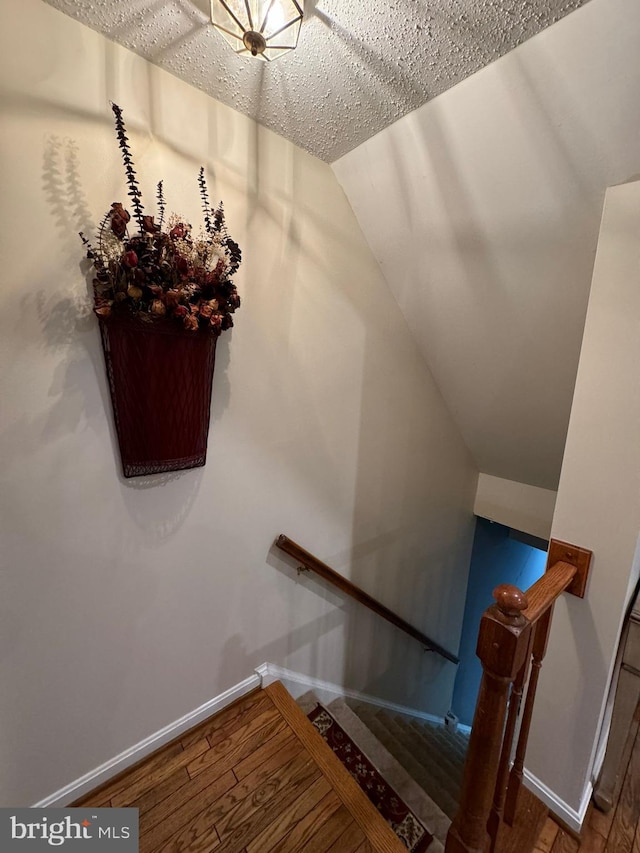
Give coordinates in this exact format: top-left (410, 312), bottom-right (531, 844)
top-left (211, 0), bottom-right (303, 61)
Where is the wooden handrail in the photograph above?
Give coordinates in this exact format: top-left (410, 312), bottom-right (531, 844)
top-left (445, 540), bottom-right (593, 853)
top-left (522, 560), bottom-right (577, 623)
top-left (276, 534), bottom-right (459, 664)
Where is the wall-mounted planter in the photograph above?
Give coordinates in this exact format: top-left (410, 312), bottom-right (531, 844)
top-left (99, 317), bottom-right (217, 478)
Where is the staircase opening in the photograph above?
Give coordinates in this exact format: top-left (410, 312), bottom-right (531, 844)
top-left (451, 517), bottom-right (547, 728)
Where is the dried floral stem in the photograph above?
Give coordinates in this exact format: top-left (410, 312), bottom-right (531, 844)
top-left (97, 210), bottom-right (112, 257)
top-left (111, 102), bottom-right (145, 231)
top-left (198, 168), bottom-right (214, 236)
top-left (214, 201), bottom-right (227, 237)
top-left (156, 180), bottom-right (166, 229)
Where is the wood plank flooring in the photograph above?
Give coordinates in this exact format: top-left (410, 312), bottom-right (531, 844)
top-left (73, 677), bottom-right (640, 853)
top-left (494, 785), bottom-right (549, 853)
top-left (74, 682), bottom-right (404, 853)
top-left (534, 700), bottom-right (640, 853)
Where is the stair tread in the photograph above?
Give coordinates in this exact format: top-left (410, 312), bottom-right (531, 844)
top-left (397, 719), bottom-right (467, 775)
top-left (267, 682), bottom-right (406, 853)
top-left (298, 694), bottom-right (451, 847)
top-left (379, 714), bottom-right (462, 796)
top-left (385, 717), bottom-right (464, 796)
top-left (341, 699), bottom-right (470, 820)
top-left (354, 711), bottom-right (461, 820)
top-left (325, 698), bottom-right (451, 844)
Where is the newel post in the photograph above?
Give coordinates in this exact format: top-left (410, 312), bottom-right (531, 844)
top-left (445, 585), bottom-right (532, 853)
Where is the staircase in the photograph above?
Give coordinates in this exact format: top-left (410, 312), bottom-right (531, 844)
top-left (297, 691), bottom-right (469, 852)
top-left (67, 673), bottom-right (554, 853)
top-left (76, 682), bottom-right (413, 853)
top-left (347, 702), bottom-right (468, 822)
top-left (277, 534), bottom-right (586, 852)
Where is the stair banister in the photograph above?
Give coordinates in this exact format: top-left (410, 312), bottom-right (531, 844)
top-left (275, 534), bottom-right (459, 664)
top-left (487, 624), bottom-right (534, 850)
top-left (445, 585), bottom-right (532, 853)
top-left (445, 540), bottom-right (592, 853)
top-left (503, 608), bottom-right (552, 826)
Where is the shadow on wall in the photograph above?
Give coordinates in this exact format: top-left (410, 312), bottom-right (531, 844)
top-left (452, 517), bottom-right (547, 728)
top-left (267, 539), bottom-right (458, 713)
top-left (0, 5), bottom-right (487, 806)
top-left (19, 16), bottom-right (475, 777)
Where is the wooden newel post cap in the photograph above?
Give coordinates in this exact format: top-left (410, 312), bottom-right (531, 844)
top-left (493, 584), bottom-right (529, 617)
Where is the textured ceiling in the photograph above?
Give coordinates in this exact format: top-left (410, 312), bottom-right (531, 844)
top-left (43, 0), bottom-right (588, 163)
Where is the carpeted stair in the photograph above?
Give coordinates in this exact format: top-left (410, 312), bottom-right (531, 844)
top-left (346, 700), bottom-right (469, 822)
top-left (296, 691), bottom-right (469, 851)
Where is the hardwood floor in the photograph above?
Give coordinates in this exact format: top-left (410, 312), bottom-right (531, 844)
top-left (494, 786), bottom-right (549, 853)
top-left (534, 700), bottom-right (640, 853)
top-left (72, 678), bottom-right (640, 853)
top-left (74, 682), bottom-right (405, 853)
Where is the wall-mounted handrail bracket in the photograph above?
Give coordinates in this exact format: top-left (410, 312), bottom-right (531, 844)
top-left (547, 538), bottom-right (593, 598)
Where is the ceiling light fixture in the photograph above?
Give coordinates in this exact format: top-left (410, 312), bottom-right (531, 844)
top-left (211, 0), bottom-right (303, 61)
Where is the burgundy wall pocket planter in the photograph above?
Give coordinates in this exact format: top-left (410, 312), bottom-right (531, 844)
top-left (80, 103), bottom-right (242, 478)
top-left (100, 317), bottom-right (217, 477)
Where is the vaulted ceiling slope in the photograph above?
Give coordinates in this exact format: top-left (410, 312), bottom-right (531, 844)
top-left (333, 0), bottom-right (640, 490)
top-left (44, 0), bottom-right (588, 163)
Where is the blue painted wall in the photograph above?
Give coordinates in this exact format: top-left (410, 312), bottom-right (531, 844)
top-left (451, 518), bottom-right (547, 727)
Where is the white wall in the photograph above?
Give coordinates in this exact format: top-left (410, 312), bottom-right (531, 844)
top-left (474, 474), bottom-right (556, 540)
top-left (0, 0), bottom-right (477, 806)
top-left (525, 180), bottom-right (640, 825)
top-left (333, 0), bottom-right (640, 491)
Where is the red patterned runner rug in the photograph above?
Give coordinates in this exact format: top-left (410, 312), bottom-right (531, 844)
top-left (308, 704), bottom-right (434, 852)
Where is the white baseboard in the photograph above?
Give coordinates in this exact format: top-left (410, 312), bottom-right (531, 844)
top-left (255, 662), bottom-right (447, 726)
top-left (523, 768), bottom-right (591, 833)
top-left (591, 710), bottom-right (612, 785)
top-left (33, 661), bottom-right (446, 809)
top-left (33, 673), bottom-right (261, 808)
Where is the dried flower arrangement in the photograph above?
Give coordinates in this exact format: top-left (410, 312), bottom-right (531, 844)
top-left (80, 103), bottom-right (242, 336)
